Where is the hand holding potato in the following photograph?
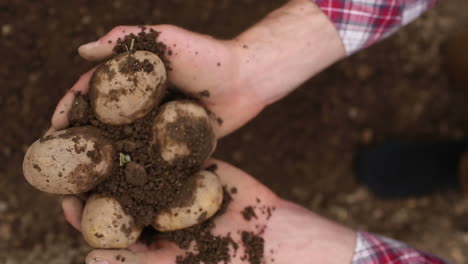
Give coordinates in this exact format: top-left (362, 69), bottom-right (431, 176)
top-left (63, 160), bottom-right (356, 264)
top-left (23, 46), bottom-right (224, 249)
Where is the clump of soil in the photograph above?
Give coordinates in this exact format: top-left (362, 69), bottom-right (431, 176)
top-left (68, 95), bottom-right (90, 125)
top-left (119, 55), bottom-right (154, 74)
top-left (241, 231), bottom-right (265, 264)
top-left (124, 162), bottom-right (147, 186)
top-left (242, 206), bottom-right (257, 221)
top-left (113, 27), bottom-right (171, 70)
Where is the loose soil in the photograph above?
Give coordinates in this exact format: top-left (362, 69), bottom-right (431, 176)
top-left (242, 206), bottom-right (258, 221)
top-left (2, 0), bottom-right (468, 263)
top-left (71, 92), bottom-right (203, 227)
top-left (241, 231), bottom-right (264, 264)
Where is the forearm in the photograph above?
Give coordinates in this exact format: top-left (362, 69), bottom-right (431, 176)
top-left (231, 0), bottom-right (345, 106)
top-left (229, 0), bottom-right (438, 107)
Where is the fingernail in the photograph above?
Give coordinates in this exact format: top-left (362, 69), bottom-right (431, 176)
top-left (78, 40), bottom-right (101, 55)
top-left (87, 258), bottom-right (109, 264)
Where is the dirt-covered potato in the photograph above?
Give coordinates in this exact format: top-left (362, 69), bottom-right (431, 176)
top-left (23, 127), bottom-right (114, 194)
top-left (153, 170), bottom-right (223, 232)
top-left (82, 195), bottom-right (142, 249)
top-left (89, 50), bottom-right (167, 125)
top-left (151, 100), bottom-right (216, 165)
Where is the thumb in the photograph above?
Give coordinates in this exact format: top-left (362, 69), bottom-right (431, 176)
top-left (78, 25), bottom-right (238, 97)
top-left (86, 245), bottom-right (180, 264)
top-left (86, 250), bottom-right (145, 264)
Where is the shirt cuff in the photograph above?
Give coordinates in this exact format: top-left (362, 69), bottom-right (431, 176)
top-left (352, 231), bottom-right (450, 264)
top-left (314, 0), bottom-right (438, 55)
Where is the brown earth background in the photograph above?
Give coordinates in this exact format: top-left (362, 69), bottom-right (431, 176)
top-left (1, 0), bottom-right (468, 263)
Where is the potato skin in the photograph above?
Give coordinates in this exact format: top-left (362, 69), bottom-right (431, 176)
top-left (153, 170), bottom-right (223, 232)
top-left (22, 126), bottom-right (114, 194)
top-left (151, 100), bottom-right (216, 165)
top-left (89, 50), bottom-right (167, 125)
top-left (82, 195), bottom-right (142, 249)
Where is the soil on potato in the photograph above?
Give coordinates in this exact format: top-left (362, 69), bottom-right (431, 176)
top-left (2, 0), bottom-right (468, 264)
top-left (69, 90), bottom-right (203, 228)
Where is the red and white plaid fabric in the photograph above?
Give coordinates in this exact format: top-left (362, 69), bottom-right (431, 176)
top-left (314, 0), bottom-right (438, 54)
top-left (352, 232), bottom-right (450, 264)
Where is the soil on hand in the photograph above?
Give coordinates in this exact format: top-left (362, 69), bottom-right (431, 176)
top-left (158, 189), bottom-right (238, 264)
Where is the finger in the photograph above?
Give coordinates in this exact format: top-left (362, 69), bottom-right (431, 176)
top-left (86, 245), bottom-right (180, 264)
top-left (51, 69), bottom-right (95, 130)
top-left (203, 159), bottom-right (279, 237)
top-left (44, 127), bottom-right (58, 136)
top-left (86, 250), bottom-right (145, 264)
top-left (206, 159), bottom-right (279, 205)
top-left (78, 26), bottom-right (145, 61)
top-left (62, 195), bottom-right (84, 232)
top-left (77, 25), bottom-right (235, 101)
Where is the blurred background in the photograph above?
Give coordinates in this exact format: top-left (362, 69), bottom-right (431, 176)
top-left (1, 0), bottom-right (468, 263)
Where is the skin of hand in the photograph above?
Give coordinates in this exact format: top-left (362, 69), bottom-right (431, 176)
top-left (49, 0), bottom-right (345, 138)
top-left (55, 0), bottom-right (353, 263)
top-left (63, 160), bottom-right (356, 264)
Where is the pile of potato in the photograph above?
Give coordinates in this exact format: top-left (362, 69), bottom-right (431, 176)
top-left (22, 51), bottom-right (223, 248)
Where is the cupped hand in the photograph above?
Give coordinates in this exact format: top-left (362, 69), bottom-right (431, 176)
top-left (63, 160), bottom-right (355, 264)
top-left (50, 24), bottom-right (267, 138)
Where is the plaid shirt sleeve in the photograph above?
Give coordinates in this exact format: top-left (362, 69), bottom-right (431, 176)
top-left (352, 232), bottom-right (451, 264)
top-left (314, 0), bottom-right (438, 55)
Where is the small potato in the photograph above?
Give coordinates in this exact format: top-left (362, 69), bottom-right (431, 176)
top-left (151, 100), bottom-right (216, 165)
top-left (89, 50), bottom-right (167, 125)
top-left (23, 127), bottom-right (114, 194)
top-left (82, 195), bottom-right (142, 249)
top-left (153, 170), bottom-right (223, 232)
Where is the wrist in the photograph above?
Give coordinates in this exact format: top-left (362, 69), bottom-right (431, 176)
top-left (271, 200), bottom-right (356, 264)
top-left (229, 0), bottom-right (345, 107)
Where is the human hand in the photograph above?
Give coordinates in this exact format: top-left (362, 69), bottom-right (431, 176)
top-left (63, 160), bottom-right (356, 264)
top-left (49, 24), bottom-right (264, 138)
top-left (49, 0), bottom-right (344, 138)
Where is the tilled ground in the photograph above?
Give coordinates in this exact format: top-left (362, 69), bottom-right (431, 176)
top-left (1, 0), bottom-right (468, 263)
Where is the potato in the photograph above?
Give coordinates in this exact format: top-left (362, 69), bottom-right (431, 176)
top-left (23, 127), bottom-right (114, 194)
top-left (153, 170), bottom-right (223, 232)
top-left (151, 100), bottom-right (216, 165)
top-left (82, 195), bottom-right (142, 249)
top-left (89, 50), bottom-right (167, 125)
